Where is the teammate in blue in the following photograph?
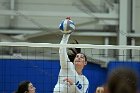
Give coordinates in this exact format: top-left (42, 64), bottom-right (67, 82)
top-left (53, 33), bottom-right (89, 93)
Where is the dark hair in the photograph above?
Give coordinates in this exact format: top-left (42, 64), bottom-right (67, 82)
top-left (107, 68), bottom-right (137, 93)
top-left (68, 40), bottom-right (87, 62)
top-left (15, 81), bottom-right (30, 93)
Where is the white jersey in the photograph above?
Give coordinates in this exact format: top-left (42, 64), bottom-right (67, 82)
top-left (53, 34), bottom-right (89, 93)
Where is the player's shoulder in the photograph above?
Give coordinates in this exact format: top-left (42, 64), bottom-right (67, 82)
top-left (83, 75), bottom-right (89, 83)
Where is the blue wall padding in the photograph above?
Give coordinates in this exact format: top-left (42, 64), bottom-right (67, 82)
top-left (108, 61), bottom-right (140, 89)
top-left (0, 59), bottom-right (107, 93)
top-left (0, 59), bottom-right (140, 93)
top-left (84, 63), bottom-right (107, 93)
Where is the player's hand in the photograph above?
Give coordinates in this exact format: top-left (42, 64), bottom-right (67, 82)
top-left (96, 87), bottom-right (104, 93)
top-left (63, 78), bottom-right (74, 85)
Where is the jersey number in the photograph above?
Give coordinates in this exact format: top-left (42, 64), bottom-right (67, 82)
top-left (75, 81), bottom-right (82, 89)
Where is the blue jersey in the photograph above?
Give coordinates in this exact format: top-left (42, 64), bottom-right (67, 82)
top-left (53, 34), bottom-right (89, 93)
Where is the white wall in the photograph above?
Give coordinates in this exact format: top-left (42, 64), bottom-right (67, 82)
top-left (133, 0), bottom-right (140, 33)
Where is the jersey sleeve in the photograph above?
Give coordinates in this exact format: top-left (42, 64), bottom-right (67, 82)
top-left (84, 80), bottom-right (89, 93)
top-left (59, 34), bottom-right (71, 68)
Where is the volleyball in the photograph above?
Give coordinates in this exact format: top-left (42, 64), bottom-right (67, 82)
top-left (59, 17), bottom-right (75, 34)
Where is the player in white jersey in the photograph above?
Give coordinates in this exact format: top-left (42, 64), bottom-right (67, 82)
top-left (53, 34), bottom-right (89, 93)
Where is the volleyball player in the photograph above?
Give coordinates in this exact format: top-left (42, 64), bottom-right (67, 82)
top-left (14, 81), bottom-right (36, 93)
top-left (96, 68), bottom-right (137, 93)
top-left (53, 33), bottom-right (89, 93)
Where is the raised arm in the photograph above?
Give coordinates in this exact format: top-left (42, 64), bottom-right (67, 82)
top-left (59, 34), bottom-right (71, 68)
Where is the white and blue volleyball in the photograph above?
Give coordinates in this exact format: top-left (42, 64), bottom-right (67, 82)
top-left (59, 17), bottom-right (75, 34)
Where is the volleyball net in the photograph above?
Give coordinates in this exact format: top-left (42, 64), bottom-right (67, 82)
top-left (0, 42), bottom-right (140, 62)
top-left (0, 42), bottom-right (140, 93)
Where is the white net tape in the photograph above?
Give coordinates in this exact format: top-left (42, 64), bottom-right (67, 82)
top-left (0, 42), bottom-right (140, 49)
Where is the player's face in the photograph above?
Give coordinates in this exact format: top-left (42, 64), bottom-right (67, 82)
top-left (74, 53), bottom-right (87, 68)
top-left (28, 83), bottom-right (36, 93)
